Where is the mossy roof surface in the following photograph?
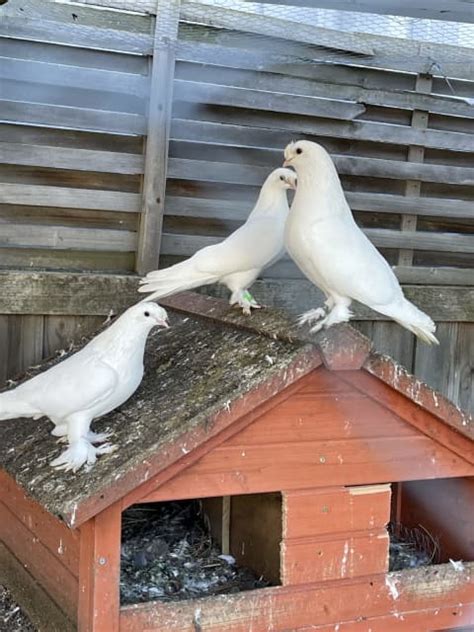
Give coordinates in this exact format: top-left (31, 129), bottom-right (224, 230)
top-left (0, 308), bottom-right (313, 521)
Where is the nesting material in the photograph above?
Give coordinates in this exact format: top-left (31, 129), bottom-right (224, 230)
top-left (389, 522), bottom-right (440, 571)
top-left (120, 501), bottom-right (269, 604)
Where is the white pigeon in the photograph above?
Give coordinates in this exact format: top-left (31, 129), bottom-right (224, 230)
top-left (138, 167), bottom-right (297, 314)
top-left (0, 302), bottom-right (169, 472)
top-left (283, 140), bottom-right (438, 345)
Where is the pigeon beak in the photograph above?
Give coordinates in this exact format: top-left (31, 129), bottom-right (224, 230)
top-left (156, 318), bottom-right (169, 329)
top-left (283, 159), bottom-right (291, 167)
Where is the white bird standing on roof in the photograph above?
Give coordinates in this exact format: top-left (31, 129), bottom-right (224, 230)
top-left (138, 168), bottom-right (297, 314)
top-left (0, 302), bottom-right (169, 472)
top-left (283, 140), bottom-right (438, 345)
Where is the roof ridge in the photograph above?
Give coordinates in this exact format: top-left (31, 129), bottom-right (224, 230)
top-left (160, 291), bottom-right (373, 370)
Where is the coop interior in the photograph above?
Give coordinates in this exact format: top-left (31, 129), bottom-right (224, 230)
top-left (389, 478), bottom-right (474, 572)
top-left (120, 493), bottom-right (282, 605)
top-left (120, 478), bottom-right (473, 606)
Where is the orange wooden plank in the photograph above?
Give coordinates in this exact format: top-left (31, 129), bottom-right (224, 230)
top-left (78, 502), bottom-right (121, 632)
top-left (303, 604), bottom-right (474, 631)
top-left (0, 500), bottom-right (78, 620)
top-left (297, 369), bottom-right (357, 394)
top-left (340, 370), bottom-right (474, 465)
top-left (0, 471), bottom-right (79, 575)
top-left (226, 394), bottom-right (415, 445)
top-left (282, 530), bottom-right (389, 585)
top-left (123, 369), bottom-right (319, 510)
top-left (119, 562), bottom-right (474, 632)
top-left (144, 436), bottom-right (473, 502)
top-left (283, 485), bottom-right (391, 539)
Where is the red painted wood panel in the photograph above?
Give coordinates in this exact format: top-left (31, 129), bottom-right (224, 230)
top-left (78, 502), bottom-right (121, 632)
top-left (145, 436), bottom-right (473, 502)
top-left (283, 485), bottom-right (391, 539)
top-left (0, 500), bottom-right (78, 620)
top-left (119, 563), bottom-right (474, 632)
top-left (303, 604), bottom-right (474, 631)
top-left (0, 471), bottom-right (79, 575)
top-left (226, 394), bottom-right (415, 445)
top-left (282, 529), bottom-right (389, 585)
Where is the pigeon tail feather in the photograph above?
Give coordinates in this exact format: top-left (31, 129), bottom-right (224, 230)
top-left (138, 262), bottom-right (217, 301)
top-left (376, 298), bottom-right (439, 345)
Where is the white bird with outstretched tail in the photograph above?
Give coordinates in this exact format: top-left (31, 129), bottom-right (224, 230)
top-left (138, 168), bottom-right (297, 314)
top-left (283, 140), bottom-right (438, 344)
top-left (0, 302), bottom-right (169, 472)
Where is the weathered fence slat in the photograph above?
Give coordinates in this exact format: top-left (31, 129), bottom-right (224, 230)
top-left (0, 224), bottom-right (137, 252)
top-left (160, 230), bottom-right (474, 256)
top-left (170, 115), bottom-right (474, 154)
top-left (136, 0), bottom-right (181, 275)
top-left (0, 100), bottom-right (146, 135)
top-left (173, 80), bottom-right (367, 121)
top-left (167, 156), bottom-right (474, 187)
top-left (0, 143), bottom-right (144, 174)
top-left (0, 57), bottom-right (149, 97)
top-left (0, 183), bottom-right (141, 212)
top-left (0, 16), bottom-right (153, 54)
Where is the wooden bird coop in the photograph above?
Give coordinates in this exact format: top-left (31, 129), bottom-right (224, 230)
top-left (0, 293), bottom-right (473, 631)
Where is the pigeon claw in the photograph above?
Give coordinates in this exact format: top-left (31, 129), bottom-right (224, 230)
top-left (50, 438), bottom-right (116, 473)
top-left (297, 307), bottom-right (326, 326)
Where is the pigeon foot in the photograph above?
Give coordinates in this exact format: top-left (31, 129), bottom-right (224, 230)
top-left (50, 438), bottom-right (116, 473)
top-left (297, 307), bottom-right (326, 326)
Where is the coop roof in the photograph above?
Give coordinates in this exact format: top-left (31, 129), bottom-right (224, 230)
top-left (0, 292), bottom-right (472, 528)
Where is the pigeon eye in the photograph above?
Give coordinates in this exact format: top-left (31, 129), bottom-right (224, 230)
top-left (296, 147), bottom-right (303, 155)
top-left (144, 311), bottom-right (150, 317)
top-left (280, 175), bottom-right (285, 181)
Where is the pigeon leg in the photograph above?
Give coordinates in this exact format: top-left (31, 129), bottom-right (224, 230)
top-left (230, 289), bottom-right (261, 315)
top-left (50, 414), bottom-right (115, 473)
top-left (309, 300), bottom-right (353, 334)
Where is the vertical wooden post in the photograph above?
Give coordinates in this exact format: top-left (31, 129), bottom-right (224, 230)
top-left (221, 495), bottom-right (231, 555)
top-left (398, 73), bottom-right (433, 267)
top-left (78, 503), bottom-right (122, 632)
top-left (136, 0), bottom-right (180, 275)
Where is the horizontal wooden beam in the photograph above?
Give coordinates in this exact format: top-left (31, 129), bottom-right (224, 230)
top-left (0, 16), bottom-right (153, 54)
top-left (0, 143), bottom-right (144, 174)
top-left (181, 2), bottom-right (375, 56)
top-left (171, 110), bottom-right (474, 154)
top-left (0, 271), bottom-right (472, 320)
top-left (167, 155), bottom-right (474, 187)
top-left (0, 57), bottom-right (149, 97)
top-left (0, 100), bottom-right (146, 136)
top-left (173, 80), bottom-right (366, 121)
top-left (161, 229), bottom-right (474, 256)
top-left (0, 224), bottom-right (137, 252)
top-left (165, 190), bottom-right (474, 221)
top-left (175, 60), bottom-right (474, 120)
top-left (0, 184), bottom-right (141, 212)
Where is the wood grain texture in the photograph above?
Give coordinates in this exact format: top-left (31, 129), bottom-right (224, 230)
top-left (136, 0), bottom-right (180, 274)
top-left (282, 530), bottom-right (389, 584)
top-left (283, 485), bottom-right (391, 539)
top-left (78, 503), bottom-right (122, 632)
top-left (0, 501), bottom-right (78, 620)
top-left (120, 562), bottom-right (474, 631)
top-left (0, 471), bottom-right (80, 576)
top-left (0, 543), bottom-right (75, 632)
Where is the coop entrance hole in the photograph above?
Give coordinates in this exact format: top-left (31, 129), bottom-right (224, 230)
top-left (120, 493), bottom-right (282, 605)
top-left (389, 478), bottom-right (474, 572)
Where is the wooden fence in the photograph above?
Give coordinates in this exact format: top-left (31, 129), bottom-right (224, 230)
top-left (0, 0), bottom-right (473, 411)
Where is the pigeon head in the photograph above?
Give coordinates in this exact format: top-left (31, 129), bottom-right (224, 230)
top-left (283, 140), bottom-right (328, 172)
top-left (270, 167), bottom-right (297, 191)
top-left (126, 302), bottom-right (169, 329)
